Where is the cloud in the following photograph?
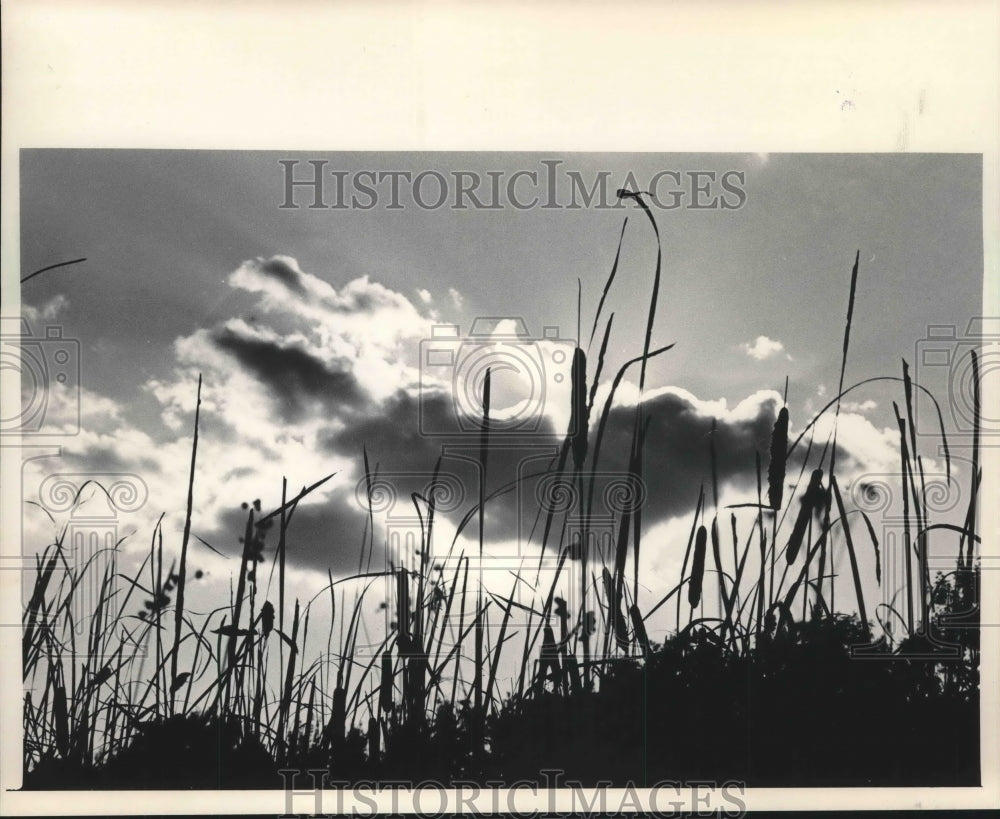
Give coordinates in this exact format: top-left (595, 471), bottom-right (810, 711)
top-left (208, 320), bottom-right (367, 423)
top-left (20, 251), bottom-right (910, 595)
top-left (22, 294), bottom-right (70, 326)
top-left (449, 288), bottom-right (464, 308)
top-left (565, 387), bottom-right (782, 523)
top-left (841, 399), bottom-right (877, 413)
top-left (230, 255), bottom-right (429, 328)
top-left (207, 494), bottom-right (377, 575)
top-left (20, 256), bottom-right (443, 571)
top-left (739, 335), bottom-right (789, 361)
top-left (416, 288), bottom-right (432, 304)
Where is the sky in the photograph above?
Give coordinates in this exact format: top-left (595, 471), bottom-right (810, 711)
top-left (14, 150), bottom-right (984, 641)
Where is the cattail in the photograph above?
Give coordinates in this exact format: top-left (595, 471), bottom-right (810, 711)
top-left (328, 685), bottom-right (346, 750)
top-left (70, 700), bottom-right (90, 761)
top-left (629, 603), bottom-right (650, 655)
top-left (603, 567), bottom-right (629, 650)
top-left (169, 672), bottom-right (191, 694)
top-left (379, 652), bottom-right (394, 712)
top-left (367, 716), bottom-right (380, 763)
top-left (396, 569), bottom-right (410, 653)
top-left (261, 601), bottom-right (274, 638)
top-left (88, 664), bottom-right (114, 690)
top-left (767, 406), bottom-right (789, 511)
top-left (688, 525), bottom-right (708, 608)
top-left (786, 468), bottom-right (825, 564)
top-left (710, 515), bottom-right (725, 609)
top-left (563, 653), bottom-right (582, 694)
top-left (537, 625), bottom-right (562, 691)
top-left (52, 674), bottom-right (69, 758)
top-left (554, 596), bottom-right (569, 644)
top-left (570, 348), bottom-right (589, 470)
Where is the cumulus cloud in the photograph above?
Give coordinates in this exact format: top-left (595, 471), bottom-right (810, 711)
top-left (739, 335), bottom-right (789, 361)
top-left (19, 254), bottom-right (908, 592)
top-left (20, 256), bottom-right (445, 574)
top-left (449, 288), bottom-right (464, 308)
top-left (230, 256), bottom-right (423, 322)
top-left (208, 320), bottom-right (367, 423)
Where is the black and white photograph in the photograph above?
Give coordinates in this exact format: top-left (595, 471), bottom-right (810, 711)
top-left (1, 3), bottom-right (997, 817)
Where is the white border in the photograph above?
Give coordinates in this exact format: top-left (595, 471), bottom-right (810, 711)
top-left (2, 1), bottom-right (997, 814)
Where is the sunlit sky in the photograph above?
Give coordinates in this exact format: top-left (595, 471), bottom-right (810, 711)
top-left (17, 152), bottom-right (983, 615)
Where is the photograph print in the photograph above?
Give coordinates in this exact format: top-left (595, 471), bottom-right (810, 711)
top-left (11, 150), bottom-right (986, 792)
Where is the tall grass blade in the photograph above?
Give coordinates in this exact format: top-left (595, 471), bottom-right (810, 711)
top-left (893, 402), bottom-right (915, 634)
top-left (474, 367), bottom-right (491, 728)
top-left (171, 374), bottom-right (201, 713)
top-left (570, 348), bottom-right (589, 471)
top-left (830, 475), bottom-right (870, 641)
top-left (588, 218), bottom-right (628, 349)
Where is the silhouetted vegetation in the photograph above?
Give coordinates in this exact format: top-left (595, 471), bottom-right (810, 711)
top-left (22, 197), bottom-right (981, 788)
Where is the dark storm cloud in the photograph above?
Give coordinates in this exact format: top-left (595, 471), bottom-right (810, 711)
top-left (317, 386), bottom-right (789, 553)
top-left (210, 324), bottom-right (366, 422)
top-left (598, 390), bottom-right (780, 510)
top-left (207, 491), bottom-right (378, 575)
top-left (312, 383), bottom-right (788, 556)
top-left (322, 389), bottom-right (443, 469)
top-left (481, 390), bottom-right (785, 548)
top-left (322, 388), bottom-right (563, 471)
top-left (321, 387), bottom-right (569, 553)
top-left (323, 387), bottom-right (563, 498)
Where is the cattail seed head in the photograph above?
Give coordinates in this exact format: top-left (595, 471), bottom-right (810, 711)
top-left (570, 348), bottom-right (589, 471)
top-left (786, 468), bottom-right (824, 564)
top-left (768, 407), bottom-right (789, 511)
top-left (261, 601), bottom-right (274, 638)
top-left (379, 652), bottom-right (394, 712)
top-left (629, 603), bottom-right (650, 655)
top-left (367, 716), bottom-right (380, 761)
top-left (689, 525), bottom-right (708, 608)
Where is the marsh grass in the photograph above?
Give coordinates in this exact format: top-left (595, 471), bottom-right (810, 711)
top-left (21, 198), bottom-right (981, 787)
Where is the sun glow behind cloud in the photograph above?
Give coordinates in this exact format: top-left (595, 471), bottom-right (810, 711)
top-left (20, 254), bottom-right (912, 618)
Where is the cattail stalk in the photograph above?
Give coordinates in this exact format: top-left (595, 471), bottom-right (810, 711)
top-left (474, 368), bottom-right (490, 741)
top-left (767, 406), bottom-right (789, 511)
top-left (689, 525), bottom-right (708, 610)
top-left (170, 375), bottom-right (201, 715)
top-left (786, 469), bottom-right (824, 566)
